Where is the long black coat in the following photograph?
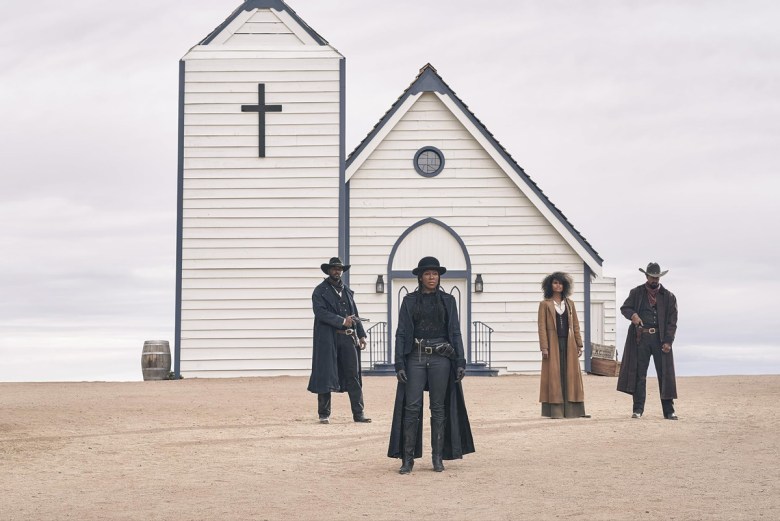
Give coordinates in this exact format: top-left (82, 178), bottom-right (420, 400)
top-left (617, 284), bottom-right (678, 399)
top-left (307, 279), bottom-right (366, 394)
top-left (387, 289), bottom-right (475, 460)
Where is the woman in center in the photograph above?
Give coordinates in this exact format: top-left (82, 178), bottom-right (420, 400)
top-left (388, 256), bottom-right (474, 474)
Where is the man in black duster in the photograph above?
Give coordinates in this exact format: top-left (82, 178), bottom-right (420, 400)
top-left (388, 256), bottom-right (474, 474)
top-left (617, 262), bottom-right (679, 420)
top-left (307, 257), bottom-right (371, 424)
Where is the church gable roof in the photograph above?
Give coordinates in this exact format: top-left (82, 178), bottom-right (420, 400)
top-left (347, 64), bottom-right (603, 270)
top-left (200, 0), bottom-right (329, 46)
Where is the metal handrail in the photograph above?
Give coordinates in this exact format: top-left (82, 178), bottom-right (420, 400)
top-left (364, 321), bottom-right (387, 369)
top-left (472, 321), bottom-right (494, 369)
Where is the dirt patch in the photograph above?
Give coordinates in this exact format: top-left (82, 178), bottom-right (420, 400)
top-left (1, 375), bottom-right (778, 520)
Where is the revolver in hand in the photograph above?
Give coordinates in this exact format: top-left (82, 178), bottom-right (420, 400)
top-left (346, 315), bottom-right (370, 350)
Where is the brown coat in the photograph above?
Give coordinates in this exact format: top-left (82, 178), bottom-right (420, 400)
top-left (538, 298), bottom-right (585, 403)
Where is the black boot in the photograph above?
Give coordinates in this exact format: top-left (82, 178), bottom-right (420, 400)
top-left (431, 418), bottom-right (445, 472)
top-left (317, 393), bottom-right (331, 424)
top-left (399, 419), bottom-right (417, 475)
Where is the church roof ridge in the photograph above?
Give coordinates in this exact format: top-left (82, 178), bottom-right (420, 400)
top-left (199, 0), bottom-right (329, 46)
top-left (346, 64), bottom-right (603, 266)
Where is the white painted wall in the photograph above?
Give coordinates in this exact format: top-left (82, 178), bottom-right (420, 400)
top-left (179, 7), bottom-right (343, 377)
top-left (348, 92), bottom-right (599, 374)
top-left (591, 275), bottom-right (617, 349)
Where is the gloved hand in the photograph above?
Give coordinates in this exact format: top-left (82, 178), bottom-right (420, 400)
top-left (396, 369), bottom-right (407, 383)
top-left (455, 367), bottom-right (466, 382)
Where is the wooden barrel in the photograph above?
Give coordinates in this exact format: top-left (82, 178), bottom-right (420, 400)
top-left (141, 340), bottom-right (171, 381)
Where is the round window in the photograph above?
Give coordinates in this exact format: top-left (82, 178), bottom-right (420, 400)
top-left (413, 146), bottom-right (445, 177)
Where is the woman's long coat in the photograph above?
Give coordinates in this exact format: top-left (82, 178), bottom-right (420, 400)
top-left (617, 284), bottom-right (678, 399)
top-left (307, 279), bottom-right (366, 394)
top-left (538, 298), bottom-right (585, 403)
top-left (387, 289), bottom-right (475, 460)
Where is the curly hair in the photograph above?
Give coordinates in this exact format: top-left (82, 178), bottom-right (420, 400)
top-left (541, 272), bottom-right (573, 299)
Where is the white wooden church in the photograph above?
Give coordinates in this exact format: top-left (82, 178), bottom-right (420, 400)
top-left (174, 0), bottom-right (616, 378)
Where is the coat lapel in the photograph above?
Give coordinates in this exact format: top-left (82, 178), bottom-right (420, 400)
top-left (321, 281), bottom-right (341, 313)
top-left (543, 299), bottom-right (555, 323)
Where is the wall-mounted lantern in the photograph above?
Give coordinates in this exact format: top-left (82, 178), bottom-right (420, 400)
top-left (376, 274), bottom-right (385, 294)
top-left (474, 273), bottom-right (484, 293)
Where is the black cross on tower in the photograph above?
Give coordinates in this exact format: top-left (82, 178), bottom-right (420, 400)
top-left (241, 83), bottom-right (282, 157)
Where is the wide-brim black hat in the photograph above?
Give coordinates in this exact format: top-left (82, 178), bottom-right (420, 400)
top-left (321, 257), bottom-right (350, 274)
top-left (412, 256), bottom-right (447, 276)
top-left (639, 262), bottom-right (668, 277)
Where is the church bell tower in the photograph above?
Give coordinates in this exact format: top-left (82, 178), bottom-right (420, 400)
top-left (175, 0), bottom-right (345, 378)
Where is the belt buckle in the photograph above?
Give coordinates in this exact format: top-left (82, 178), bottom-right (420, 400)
top-left (648, 328), bottom-right (656, 334)
top-left (345, 328), bottom-right (354, 335)
top-left (424, 346), bottom-right (433, 355)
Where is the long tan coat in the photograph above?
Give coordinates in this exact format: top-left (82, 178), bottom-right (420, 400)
top-left (538, 298), bottom-right (585, 403)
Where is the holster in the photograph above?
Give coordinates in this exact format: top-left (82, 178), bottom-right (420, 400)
top-left (417, 338), bottom-right (456, 359)
top-left (435, 343), bottom-right (456, 359)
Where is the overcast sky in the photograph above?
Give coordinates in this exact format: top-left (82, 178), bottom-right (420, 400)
top-left (1, 0), bottom-right (778, 381)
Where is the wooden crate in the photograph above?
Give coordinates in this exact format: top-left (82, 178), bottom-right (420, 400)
top-left (591, 343), bottom-right (616, 360)
top-left (590, 357), bottom-right (621, 377)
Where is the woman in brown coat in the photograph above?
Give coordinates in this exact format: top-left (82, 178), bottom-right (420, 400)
top-left (538, 272), bottom-right (589, 419)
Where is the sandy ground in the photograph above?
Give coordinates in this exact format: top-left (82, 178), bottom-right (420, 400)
top-left (1, 374), bottom-right (778, 520)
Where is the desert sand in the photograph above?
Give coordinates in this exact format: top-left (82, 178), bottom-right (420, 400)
top-left (1, 374), bottom-right (778, 520)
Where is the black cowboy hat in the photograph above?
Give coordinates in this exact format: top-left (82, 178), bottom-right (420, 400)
top-left (639, 262), bottom-right (669, 277)
top-left (321, 257), bottom-right (350, 274)
top-left (412, 256), bottom-right (447, 276)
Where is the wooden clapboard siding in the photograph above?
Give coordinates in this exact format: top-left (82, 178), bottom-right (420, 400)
top-left (178, 7), bottom-right (343, 378)
top-left (183, 338), bottom-right (309, 348)
top-left (185, 134), bottom-right (340, 148)
top-left (181, 369), bottom-right (311, 378)
top-left (185, 58), bottom-right (339, 72)
top-left (181, 307), bottom-right (310, 319)
top-left (591, 276), bottom-right (617, 347)
top-left (349, 92), bottom-right (587, 374)
top-left (213, 8), bottom-right (310, 47)
top-left (181, 359), bottom-right (311, 372)
top-left (186, 102), bottom-right (339, 114)
top-left (185, 80), bottom-right (340, 93)
top-left (187, 48), bottom-right (339, 60)
top-left (185, 70), bottom-right (339, 83)
top-left (181, 346), bottom-right (311, 360)
top-left (184, 199), bottom-right (337, 209)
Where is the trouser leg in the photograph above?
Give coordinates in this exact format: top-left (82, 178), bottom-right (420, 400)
top-left (403, 354), bottom-right (427, 423)
top-left (318, 393), bottom-right (331, 418)
top-left (400, 355), bottom-right (426, 474)
top-left (337, 336), bottom-right (365, 417)
top-left (650, 341), bottom-right (675, 416)
top-left (633, 337), bottom-right (652, 414)
top-left (427, 355), bottom-right (450, 472)
top-left (427, 355), bottom-right (450, 423)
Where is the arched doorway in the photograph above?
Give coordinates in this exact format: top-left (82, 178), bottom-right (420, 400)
top-left (386, 218), bottom-right (472, 364)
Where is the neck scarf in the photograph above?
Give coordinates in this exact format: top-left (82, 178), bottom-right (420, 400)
top-left (327, 277), bottom-right (344, 292)
top-left (645, 283), bottom-right (660, 306)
